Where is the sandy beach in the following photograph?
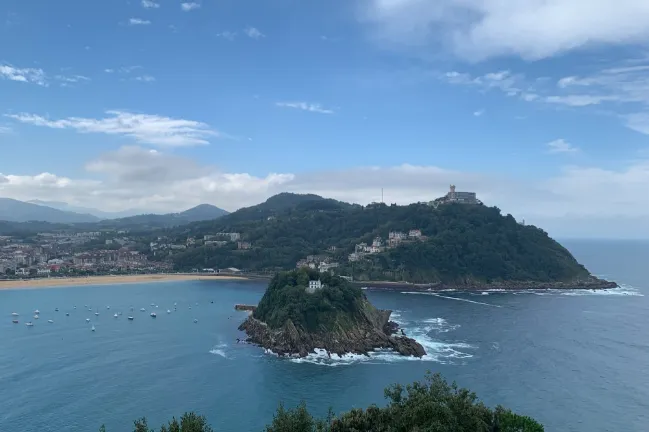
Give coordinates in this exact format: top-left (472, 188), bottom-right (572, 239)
top-left (0, 274), bottom-right (248, 290)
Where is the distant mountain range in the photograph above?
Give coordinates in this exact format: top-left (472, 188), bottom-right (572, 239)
top-left (0, 198), bottom-right (229, 226)
top-left (27, 200), bottom-right (145, 219)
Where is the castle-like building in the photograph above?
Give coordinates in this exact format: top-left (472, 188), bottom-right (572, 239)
top-left (445, 185), bottom-right (478, 204)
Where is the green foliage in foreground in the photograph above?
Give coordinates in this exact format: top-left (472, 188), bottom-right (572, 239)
top-left (253, 268), bottom-right (365, 331)
top-left (100, 373), bottom-right (543, 432)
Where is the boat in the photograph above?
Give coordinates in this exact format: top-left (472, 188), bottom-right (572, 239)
top-left (66, 313), bottom-right (70, 316)
top-left (74, 306), bottom-right (77, 309)
top-left (48, 319), bottom-right (54, 323)
top-left (150, 312), bottom-right (157, 318)
top-left (174, 302), bottom-right (177, 306)
top-left (189, 306), bottom-right (192, 310)
top-left (12, 319), bottom-right (18, 324)
top-left (34, 309), bottom-right (40, 314)
top-left (34, 315), bottom-right (39, 319)
top-left (94, 308), bottom-right (99, 316)
top-left (166, 309), bottom-right (171, 314)
top-left (128, 316), bottom-right (134, 321)
top-left (86, 318), bottom-right (90, 322)
top-left (193, 319), bottom-right (198, 323)
top-left (26, 322), bottom-right (33, 327)
top-left (91, 325), bottom-right (95, 332)
top-left (150, 303), bottom-right (155, 307)
top-left (55, 308), bottom-right (59, 312)
top-left (140, 308), bottom-right (146, 312)
top-left (11, 312), bottom-right (18, 317)
top-left (114, 313), bottom-right (118, 318)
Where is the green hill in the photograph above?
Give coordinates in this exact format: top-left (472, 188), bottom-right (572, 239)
top-left (169, 193), bottom-right (598, 286)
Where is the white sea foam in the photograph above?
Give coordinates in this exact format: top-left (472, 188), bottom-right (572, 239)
top-left (422, 317), bottom-right (460, 333)
top-left (519, 284), bottom-right (644, 297)
top-left (402, 292), bottom-right (503, 307)
top-left (283, 314), bottom-right (473, 367)
top-left (209, 343), bottom-right (230, 359)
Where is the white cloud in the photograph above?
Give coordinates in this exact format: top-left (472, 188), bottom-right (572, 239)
top-left (181, 2), bottom-right (200, 11)
top-left (361, 0), bottom-right (649, 61)
top-left (473, 109), bottom-right (484, 117)
top-left (244, 26), bottom-right (265, 39)
top-left (547, 139), bottom-right (578, 154)
top-left (134, 75), bottom-right (156, 82)
top-left (1, 148), bottom-right (647, 237)
top-left (55, 75), bottom-right (90, 85)
top-left (276, 102), bottom-right (334, 114)
top-left (216, 31), bottom-right (237, 40)
top-left (129, 18), bottom-right (151, 26)
top-left (142, 0), bottom-right (160, 8)
top-left (104, 68), bottom-right (114, 73)
top-left (6, 111), bottom-right (222, 147)
top-left (0, 126), bottom-right (12, 134)
top-left (0, 64), bottom-right (47, 86)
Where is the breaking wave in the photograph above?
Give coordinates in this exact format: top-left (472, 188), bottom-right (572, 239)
top-left (209, 343), bottom-right (229, 359)
top-left (283, 314), bottom-right (474, 367)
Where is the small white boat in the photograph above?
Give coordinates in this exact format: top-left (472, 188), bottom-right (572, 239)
top-left (91, 325), bottom-right (95, 332)
top-left (74, 306), bottom-right (77, 309)
top-left (11, 312), bottom-right (18, 317)
top-left (114, 313), bottom-right (118, 318)
top-left (26, 322), bottom-right (34, 327)
top-left (150, 303), bottom-right (155, 307)
top-left (48, 319), bottom-right (54, 323)
top-left (140, 308), bottom-right (146, 312)
top-left (193, 319), bottom-right (198, 323)
top-left (34, 309), bottom-right (40, 314)
top-left (189, 306), bottom-right (192, 310)
top-left (94, 312), bottom-right (99, 316)
top-left (174, 302), bottom-right (177, 306)
top-left (86, 318), bottom-right (90, 322)
top-left (166, 309), bottom-right (171, 314)
top-left (34, 315), bottom-right (39, 319)
top-left (128, 316), bottom-right (134, 321)
top-left (66, 313), bottom-right (70, 316)
top-left (150, 312), bottom-right (157, 318)
top-left (106, 306), bottom-right (110, 310)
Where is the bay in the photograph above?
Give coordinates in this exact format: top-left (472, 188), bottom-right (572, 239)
top-left (0, 239), bottom-right (647, 431)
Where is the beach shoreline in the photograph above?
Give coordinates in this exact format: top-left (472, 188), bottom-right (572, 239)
top-left (0, 274), bottom-right (248, 290)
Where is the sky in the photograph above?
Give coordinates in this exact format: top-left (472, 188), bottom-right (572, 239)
top-left (1, 0), bottom-right (649, 239)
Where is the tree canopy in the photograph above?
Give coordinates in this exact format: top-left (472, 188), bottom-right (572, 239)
top-left (169, 194), bottom-right (589, 284)
top-left (101, 373), bottom-right (544, 431)
top-left (253, 268), bottom-right (365, 331)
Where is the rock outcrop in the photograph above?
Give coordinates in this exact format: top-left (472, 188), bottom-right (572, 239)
top-left (238, 307), bottom-right (425, 358)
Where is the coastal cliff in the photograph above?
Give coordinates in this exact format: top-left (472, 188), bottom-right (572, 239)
top-left (237, 269), bottom-right (425, 358)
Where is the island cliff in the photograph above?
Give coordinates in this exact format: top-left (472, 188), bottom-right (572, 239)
top-left (237, 269), bottom-right (426, 358)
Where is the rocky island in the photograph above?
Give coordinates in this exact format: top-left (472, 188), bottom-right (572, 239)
top-left (238, 269), bottom-right (426, 358)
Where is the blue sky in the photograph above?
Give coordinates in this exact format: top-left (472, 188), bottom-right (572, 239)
top-left (1, 0), bottom-right (649, 238)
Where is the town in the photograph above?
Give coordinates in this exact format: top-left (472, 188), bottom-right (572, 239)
top-left (0, 185), bottom-right (479, 280)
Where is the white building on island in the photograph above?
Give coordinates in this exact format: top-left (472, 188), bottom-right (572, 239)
top-left (306, 279), bottom-right (324, 293)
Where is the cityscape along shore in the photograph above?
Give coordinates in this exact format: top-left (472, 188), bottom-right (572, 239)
top-left (0, 273), bottom-right (247, 290)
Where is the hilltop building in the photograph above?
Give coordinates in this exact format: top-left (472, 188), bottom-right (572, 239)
top-left (445, 185), bottom-right (478, 204)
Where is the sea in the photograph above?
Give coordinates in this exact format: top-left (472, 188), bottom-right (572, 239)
top-left (0, 239), bottom-right (647, 432)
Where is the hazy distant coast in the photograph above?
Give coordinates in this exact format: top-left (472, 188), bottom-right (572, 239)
top-left (0, 273), bottom-right (247, 290)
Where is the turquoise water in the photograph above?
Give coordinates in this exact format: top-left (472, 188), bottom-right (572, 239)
top-left (0, 239), bottom-right (647, 431)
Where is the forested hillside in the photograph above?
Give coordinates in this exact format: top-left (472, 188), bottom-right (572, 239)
top-left (169, 194), bottom-right (590, 284)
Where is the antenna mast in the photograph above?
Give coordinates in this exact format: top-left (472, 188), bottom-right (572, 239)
top-left (381, 188), bottom-right (384, 203)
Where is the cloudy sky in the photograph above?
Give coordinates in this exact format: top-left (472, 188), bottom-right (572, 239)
top-left (1, 0), bottom-right (648, 238)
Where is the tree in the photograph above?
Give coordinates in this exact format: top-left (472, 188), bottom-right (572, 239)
top-left (103, 374), bottom-right (543, 432)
